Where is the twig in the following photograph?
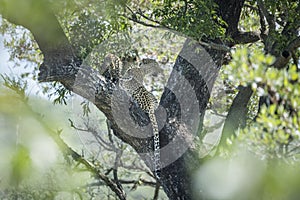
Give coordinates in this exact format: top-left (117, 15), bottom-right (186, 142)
top-left (113, 148), bottom-right (124, 191)
top-left (153, 181), bottom-right (161, 200)
top-left (22, 102), bottom-right (127, 199)
top-left (85, 178), bottom-right (157, 187)
top-left (125, 6), bottom-right (231, 52)
top-left (127, 16), bottom-right (161, 28)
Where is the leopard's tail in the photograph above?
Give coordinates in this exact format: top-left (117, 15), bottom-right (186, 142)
top-left (149, 109), bottom-right (161, 179)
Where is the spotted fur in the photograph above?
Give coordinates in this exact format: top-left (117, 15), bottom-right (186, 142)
top-left (120, 77), bottom-right (161, 179)
top-left (120, 58), bottom-right (161, 179)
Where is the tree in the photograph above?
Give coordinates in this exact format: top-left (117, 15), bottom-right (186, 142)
top-left (0, 0), bottom-right (300, 199)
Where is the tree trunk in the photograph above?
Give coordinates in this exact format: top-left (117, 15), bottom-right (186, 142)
top-left (0, 0), bottom-right (247, 199)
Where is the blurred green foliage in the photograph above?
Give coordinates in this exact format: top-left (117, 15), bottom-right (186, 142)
top-left (10, 145), bottom-right (32, 186)
top-left (222, 47), bottom-right (300, 159)
top-left (0, 0), bottom-right (300, 199)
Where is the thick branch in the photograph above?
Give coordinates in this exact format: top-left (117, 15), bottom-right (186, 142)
top-left (272, 36), bottom-right (300, 69)
top-left (232, 31), bottom-right (260, 45)
top-left (0, 0), bottom-right (75, 65)
top-left (214, 0), bottom-right (246, 35)
top-left (257, 0), bottom-right (276, 33)
top-left (219, 86), bottom-right (253, 147)
top-left (255, 0), bottom-right (300, 69)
